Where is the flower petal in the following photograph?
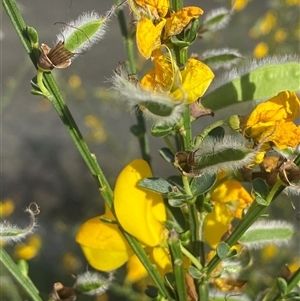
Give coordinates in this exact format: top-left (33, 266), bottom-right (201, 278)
top-left (148, 246), bottom-right (172, 275)
top-left (164, 6), bottom-right (204, 38)
top-left (246, 91), bottom-right (300, 125)
top-left (171, 58), bottom-right (214, 103)
top-left (76, 211), bottom-right (133, 271)
top-left (126, 254), bottom-right (148, 282)
top-left (136, 15), bottom-right (166, 59)
top-left (135, 0), bottom-right (170, 18)
top-left (211, 180), bottom-right (253, 219)
top-left (114, 159), bottom-right (166, 247)
top-left (204, 203), bottom-right (232, 249)
top-left (244, 91), bottom-right (300, 148)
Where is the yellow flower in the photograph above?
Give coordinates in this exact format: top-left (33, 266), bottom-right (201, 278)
top-left (253, 42), bottom-right (269, 58)
top-left (0, 198), bottom-right (15, 218)
top-left (231, 0), bottom-right (252, 11)
top-left (244, 91), bottom-right (300, 149)
top-left (134, 1), bottom-right (203, 58)
top-left (204, 180), bottom-right (253, 249)
top-left (136, 15), bottom-right (167, 59)
top-left (140, 51), bottom-right (214, 104)
top-left (76, 159), bottom-right (170, 276)
top-left (75, 205), bottom-right (133, 271)
top-left (274, 28), bottom-right (287, 43)
top-left (259, 11), bottom-right (277, 35)
top-left (13, 234), bottom-right (42, 260)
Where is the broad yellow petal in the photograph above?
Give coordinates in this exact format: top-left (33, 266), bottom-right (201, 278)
top-left (244, 91), bottom-right (300, 148)
top-left (204, 203), bottom-right (232, 249)
top-left (149, 247), bottom-right (172, 276)
top-left (126, 254), bottom-right (148, 282)
top-left (246, 91), bottom-right (300, 126)
top-left (171, 58), bottom-right (214, 103)
top-left (136, 15), bottom-right (166, 59)
top-left (135, 0), bottom-right (169, 18)
top-left (211, 180), bottom-right (253, 219)
top-left (114, 159), bottom-right (166, 247)
top-left (76, 214), bottom-right (133, 271)
top-left (140, 51), bottom-right (174, 92)
top-left (164, 6), bottom-right (203, 38)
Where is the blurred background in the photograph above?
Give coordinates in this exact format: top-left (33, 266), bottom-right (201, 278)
top-left (1, 0), bottom-right (299, 300)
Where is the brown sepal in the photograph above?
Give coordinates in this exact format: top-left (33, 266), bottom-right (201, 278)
top-left (38, 41), bottom-right (74, 71)
top-left (190, 99), bottom-right (214, 120)
top-left (174, 151), bottom-right (202, 177)
top-left (49, 282), bottom-right (79, 301)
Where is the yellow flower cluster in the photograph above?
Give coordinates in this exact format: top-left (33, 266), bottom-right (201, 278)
top-left (132, 0), bottom-right (214, 106)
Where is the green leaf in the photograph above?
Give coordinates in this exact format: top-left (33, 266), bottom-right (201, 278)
top-left (255, 196), bottom-right (269, 206)
top-left (239, 220), bottom-right (295, 248)
top-left (184, 19), bottom-right (199, 44)
top-left (202, 58), bottom-right (300, 111)
top-left (252, 178), bottom-right (269, 206)
top-left (164, 220), bottom-right (184, 234)
top-left (166, 204), bottom-right (186, 233)
top-left (203, 201), bottom-right (213, 213)
top-left (252, 178), bottom-right (269, 199)
top-left (216, 242), bottom-right (230, 259)
top-left (190, 173), bottom-right (217, 196)
top-left (152, 122), bottom-right (174, 137)
top-left (139, 177), bottom-right (173, 194)
top-left (170, 35), bottom-right (190, 47)
top-left (207, 126), bottom-right (225, 139)
top-left (26, 26), bottom-right (39, 48)
top-left (277, 277), bottom-right (288, 295)
top-left (159, 148), bottom-right (174, 163)
top-left (130, 124), bottom-right (144, 137)
top-left (168, 194), bottom-right (193, 207)
top-left (188, 266), bottom-right (203, 279)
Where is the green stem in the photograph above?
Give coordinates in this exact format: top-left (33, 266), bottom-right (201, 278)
top-left (0, 247), bottom-right (43, 301)
top-left (194, 119), bottom-right (226, 148)
top-left (188, 203), bottom-right (200, 261)
top-left (181, 105), bottom-right (193, 151)
top-left (180, 244), bottom-right (202, 271)
top-left (198, 280), bottom-right (209, 301)
top-left (168, 232), bottom-right (187, 301)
